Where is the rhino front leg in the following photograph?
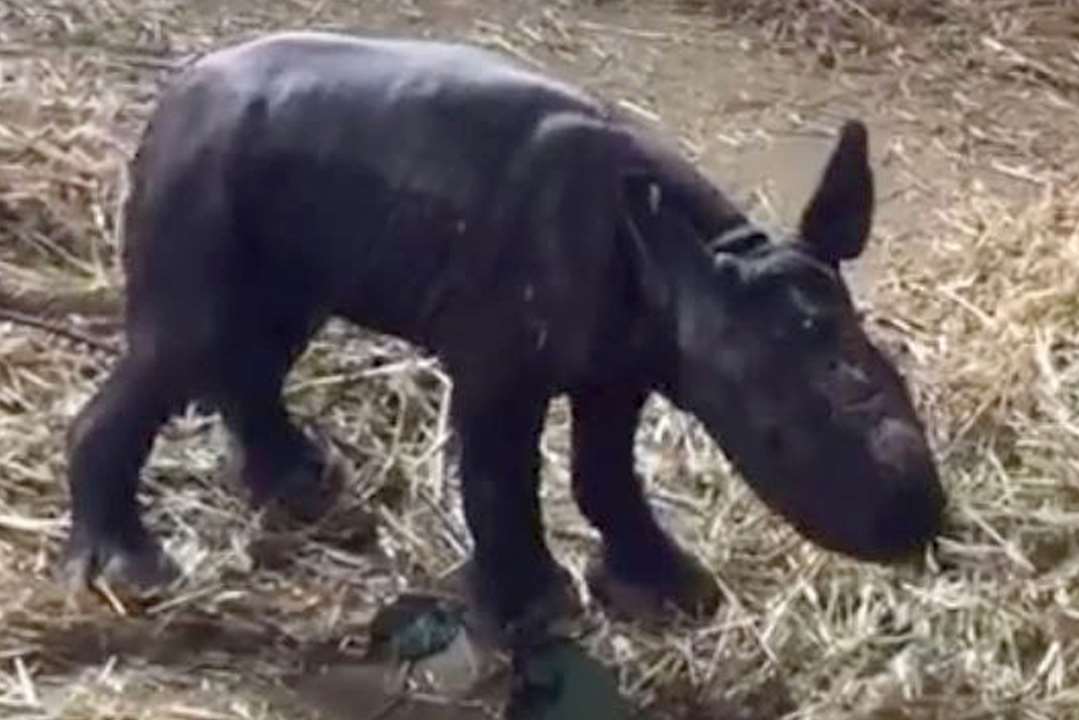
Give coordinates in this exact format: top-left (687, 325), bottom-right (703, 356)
top-left (452, 378), bottom-right (579, 642)
top-left (571, 386), bottom-right (720, 621)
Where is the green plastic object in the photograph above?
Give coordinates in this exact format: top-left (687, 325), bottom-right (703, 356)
top-left (369, 594), bottom-right (466, 663)
top-left (508, 639), bottom-right (637, 720)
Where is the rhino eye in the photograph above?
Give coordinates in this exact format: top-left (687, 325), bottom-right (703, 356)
top-left (799, 314), bottom-right (837, 344)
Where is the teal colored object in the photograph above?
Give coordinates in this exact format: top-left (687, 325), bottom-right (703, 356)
top-left (509, 639), bottom-right (637, 720)
top-left (369, 594), bottom-right (466, 663)
top-left (390, 606), bottom-right (463, 661)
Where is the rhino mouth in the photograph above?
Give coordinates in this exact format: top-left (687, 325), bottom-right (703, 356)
top-left (714, 405), bottom-right (944, 563)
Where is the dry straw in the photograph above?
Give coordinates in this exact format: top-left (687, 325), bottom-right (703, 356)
top-left (2, 1), bottom-right (1079, 718)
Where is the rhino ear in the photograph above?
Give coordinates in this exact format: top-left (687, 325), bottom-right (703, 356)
top-left (621, 173), bottom-right (672, 311)
top-left (800, 120), bottom-right (874, 263)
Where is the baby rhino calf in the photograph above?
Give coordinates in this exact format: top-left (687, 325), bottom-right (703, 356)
top-left (62, 31), bottom-right (945, 639)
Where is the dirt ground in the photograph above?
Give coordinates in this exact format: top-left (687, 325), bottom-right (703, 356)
top-left (2, 0), bottom-right (1079, 718)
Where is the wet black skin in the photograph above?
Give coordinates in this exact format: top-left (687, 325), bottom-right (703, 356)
top-left (61, 31), bottom-right (945, 637)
